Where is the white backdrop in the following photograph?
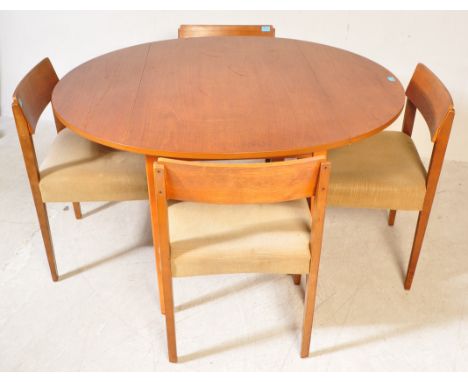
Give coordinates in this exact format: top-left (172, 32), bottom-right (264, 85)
top-left (1, 10), bottom-right (467, 161)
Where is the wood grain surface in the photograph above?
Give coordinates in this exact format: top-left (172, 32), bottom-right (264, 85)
top-left (52, 37), bottom-right (405, 159)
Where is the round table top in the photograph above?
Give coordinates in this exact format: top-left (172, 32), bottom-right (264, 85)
top-left (52, 37), bottom-right (405, 159)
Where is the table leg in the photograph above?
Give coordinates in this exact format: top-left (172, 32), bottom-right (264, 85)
top-left (146, 155), bottom-right (165, 314)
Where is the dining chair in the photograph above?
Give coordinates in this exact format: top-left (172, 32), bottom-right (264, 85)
top-left (12, 58), bottom-right (148, 282)
top-left (327, 63), bottom-right (455, 290)
top-left (178, 24), bottom-right (275, 38)
top-left (152, 156), bottom-right (330, 362)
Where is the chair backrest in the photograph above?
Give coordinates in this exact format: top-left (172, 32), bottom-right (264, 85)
top-left (155, 156), bottom-right (327, 204)
top-left (401, 63), bottom-right (455, 204)
top-left (404, 63), bottom-right (455, 143)
top-left (12, 58), bottom-right (60, 135)
top-left (12, 58), bottom-right (64, 193)
top-left (178, 25), bottom-right (275, 39)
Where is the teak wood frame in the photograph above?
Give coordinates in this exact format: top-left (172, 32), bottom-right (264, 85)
top-left (146, 156), bottom-right (330, 362)
top-left (388, 64), bottom-right (455, 289)
top-left (11, 58), bottom-right (82, 282)
top-left (178, 24), bottom-right (275, 38)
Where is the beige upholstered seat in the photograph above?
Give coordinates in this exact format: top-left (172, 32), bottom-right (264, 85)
top-left (39, 129), bottom-right (147, 202)
top-left (328, 131), bottom-right (427, 210)
top-left (168, 199), bottom-right (311, 277)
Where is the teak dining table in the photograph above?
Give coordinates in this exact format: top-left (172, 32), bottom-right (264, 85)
top-left (51, 36), bottom-right (405, 310)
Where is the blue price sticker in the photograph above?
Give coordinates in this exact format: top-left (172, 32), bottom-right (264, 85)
top-left (261, 25), bottom-right (271, 32)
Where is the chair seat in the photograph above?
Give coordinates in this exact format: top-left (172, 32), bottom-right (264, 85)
top-left (168, 199), bottom-right (312, 277)
top-left (328, 131), bottom-right (427, 210)
top-left (39, 129), bottom-right (148, 202)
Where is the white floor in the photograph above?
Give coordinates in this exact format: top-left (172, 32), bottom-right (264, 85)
top-left (1, 116), bottom-right (467, 371)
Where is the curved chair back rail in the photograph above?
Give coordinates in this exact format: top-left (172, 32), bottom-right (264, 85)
top-left (178, 24), bottom-right (275, 38)
top-left (157, 156), bottom-right (324, 204)
top-left (404, 63), bottom-right (455, 142)
top-left (12, 58), bottom-right (62, 135)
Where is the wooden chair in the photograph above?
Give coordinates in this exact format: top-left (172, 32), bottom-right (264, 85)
top-left (152, 156), bottom-right (330, 362)
top-left (12, 58), bottom-right (148, 282)
top-left (178, 24), bottom-right (275, 38)
top-left (327, 63), bottom-right (455, 290)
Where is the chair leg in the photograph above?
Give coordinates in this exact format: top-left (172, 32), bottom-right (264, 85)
top-left (72, 202), bottom-right (82, 220)
top-left (292, 274), bottom-right (301, 285)
top-left (146, 156), bottom-right (166, 314)
top-left (301, 210), bottom-right (324, 357)
top-left (301, 162), bottom-right (329, 358)
top-left (404, 208), bottom-right (431, 290)
top-left (34, 200), bottom-right (59, 282)
top-left (388, 210), bottom-right (396, 226)
top-left (300, 266), bottom-right (320, 357)
top-left (162, 270), bottom-right (178, 362)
